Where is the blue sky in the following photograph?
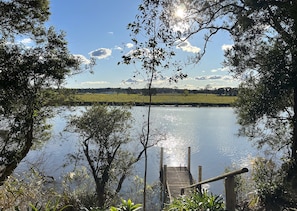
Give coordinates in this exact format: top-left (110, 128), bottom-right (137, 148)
top-left (47, 0), bottom-right (239, 90)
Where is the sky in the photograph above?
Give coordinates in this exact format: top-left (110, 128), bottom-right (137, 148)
top-left (46, 0), bottom-right (239, 90)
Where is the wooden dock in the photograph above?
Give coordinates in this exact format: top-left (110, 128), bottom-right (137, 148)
top-left (160, 147), bottom-right (249, 211)
top-left (160, 147), bottom-right (195, 203)
top-left (163, 166), bottom-right (193, 201)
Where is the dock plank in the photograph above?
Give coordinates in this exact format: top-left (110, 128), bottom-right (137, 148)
top-left (165, 166), bottom-right (193, 201)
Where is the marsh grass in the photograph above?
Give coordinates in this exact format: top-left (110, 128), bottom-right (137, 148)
top-left (73, 93), bottom-right (236, 105)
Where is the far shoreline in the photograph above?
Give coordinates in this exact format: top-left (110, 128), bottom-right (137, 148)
top-left (58, 101), bottom-right (233, 107)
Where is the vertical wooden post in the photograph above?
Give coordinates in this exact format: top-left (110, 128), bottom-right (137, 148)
top-left (163, 165), bottom-right (167, 203)
top-left (187, 147), bottom-right (191, 173)
top-left (160, 147), bottom-right (164, 206)
top-left (160, 147), bottom-right (163, 178)
top-left (198, 165), bottom-right (202, 182)
top-left (197, 165), bottom-right (202, 193)
top-left (225, 176), bottom-right (236, 211)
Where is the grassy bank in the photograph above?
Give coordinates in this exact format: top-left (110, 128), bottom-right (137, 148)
top-left (70, 93), bottom-right (237, 106)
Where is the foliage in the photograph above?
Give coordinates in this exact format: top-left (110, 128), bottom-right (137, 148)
top-left (0, 168), bottom-right (61, 210)
top-left (60, 167), bottom-right (99, 209)
top-left (122, 1), bottom-right (188, 209)
top-left (249, 157), bottom-right (297, 210)
top-left (110, 199), bottom-right (142, 211)
top-left (0, 0), bottom-right (84, 184)
top-left (136, 0), bottom-right (297, 207)
top-left (0, 166), bottom-right (155, 211)
top-left (163, 190), bottom-right (224, 211)
top-left (223, 0), bottom-right (297, 204)
top-left (29, 199), bottom-right (72, 211)
top-left (224, 166), bottom-right (250, 206)
top-left (66, 105), bottom-right (148, 209)
top-left (0, 0), bottom-right (50, 37)
top-left (121, 176), bottom-right (162, 210)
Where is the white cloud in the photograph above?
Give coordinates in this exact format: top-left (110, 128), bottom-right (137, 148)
top-left (114, 46), bottom-right (123, 51)
top-left (12, 38), bottom-right (34, 48)
top-left (221, 67), bottom-right (229, 72)
top-left (211, 69), bottom-right (218, 73)
top-left (208, 75), bottom-right (222, 80)
top-left (195, 76), bottom-right (207, 80)
top-left (222, 75), bottom-right (235, 80)
top-left (126, 48), bottom-right (150, 58)
top-left (176, 40), bottom-right (200, 53)
top-left (81, 81), bottom-right (109, 85)
top-left (123, 76), bottom-right (168, 87)
top-left (221, 44), bottom-right (233, 51)
top-left (126, 43), bottom-right (134, 48)
top-left (20, 38), bottom-right (33, 45)
top-left (73, 54), bottom-right (91, 64)
top-left (195, 75), bottom-right (226, 80)
top-left (182, 84), bottom-right (198, 90)
top-left (210, 67), bottom-right (229, 73)
top-left (125, 78), bottom-right (138, 83)
top-left (89, 48), bottom-right (112, 59)
top-left (108, 31), bottom-right (114, 35)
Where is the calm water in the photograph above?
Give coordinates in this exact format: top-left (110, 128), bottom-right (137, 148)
top-left (17, 106), bottom-right (258, 195)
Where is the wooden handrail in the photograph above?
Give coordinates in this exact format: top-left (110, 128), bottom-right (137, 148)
top-left (166, 180), bottom-right (172, 202)
top-left (181, 167), bottom-right (249, 211)
top-left (181, 167), bottom-right (248, 191)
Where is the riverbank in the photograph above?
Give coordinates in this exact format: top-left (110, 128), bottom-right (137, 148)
top-left (62, 93), bottom-right (236, 107)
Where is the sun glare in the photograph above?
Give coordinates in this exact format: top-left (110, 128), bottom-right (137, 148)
top-left (175, 7), bottom-right (185, 18)
top-left (172, 4), bottom-right (189, 32)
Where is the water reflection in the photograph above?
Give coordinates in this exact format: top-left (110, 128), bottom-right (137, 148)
top-left (158, 134), bottom-right (189, 166)
top-left (16, 106), bottom-right (258, 195)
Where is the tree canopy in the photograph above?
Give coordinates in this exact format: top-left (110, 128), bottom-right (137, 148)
top-left (135, 0), bottom-right (297, 207)
top-left (67, 105), bottom-right (148, 209)
top-left (121, 2), bottom-right (187, 209)
top-left (0, 0), bottom-right (82, 183)
top-left (145, 0), bottom-right (297, 162)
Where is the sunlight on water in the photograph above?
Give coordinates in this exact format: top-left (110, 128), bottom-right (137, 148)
top-left (157, 133), bottom-right (201, 167)
top-left (234, 153), bottom-right (256, 169)
top-left (16, 106), bottom-right (259, 195)
top-left (158, 135), bottom-right (188, 166)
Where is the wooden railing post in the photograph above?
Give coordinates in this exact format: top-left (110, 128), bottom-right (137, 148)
top-left (160, 147), bottom-right (164, 207)
top-left (180, 168), bottom-right (248, 211)
top-left (163, 165), bottom-right (167, 202)
top-left (160, 147), bottom-right (163, 178)
top-left (225, 175), bottom-right (236, 211)
top-left (197, 165), bottom-right (202, 193)
top-left (187, 147), bottom-right (191, 173)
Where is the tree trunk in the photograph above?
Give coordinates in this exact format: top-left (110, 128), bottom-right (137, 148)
top-left (95, 165), bottom-right (111, 209)
top-left (96, 180), bottom-right (106, 209)
top-left (0, 116), bottom-right (34, 184)
top-left (287, 86), bottom-right (297, 190)
top-left (292, 86), bottom-right (297, 163)
top-left (283, 85), bottom-right (297, 205)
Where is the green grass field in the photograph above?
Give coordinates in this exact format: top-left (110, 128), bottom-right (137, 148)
top-left (73, 93), bottom-right (236, 105)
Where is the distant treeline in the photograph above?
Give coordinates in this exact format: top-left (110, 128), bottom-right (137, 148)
top-left (71, 87), bottom-right (238, 96)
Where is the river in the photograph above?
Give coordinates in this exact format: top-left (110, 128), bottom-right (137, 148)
top-left (16, 106), bottom-right (258, 195)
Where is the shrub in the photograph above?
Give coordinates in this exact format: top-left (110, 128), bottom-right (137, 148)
top-left (163, 190), bottom-right (224, 211)
top-left (110, 199), bottom-right (142, 211)
top-left (0, 169), bottom-right (59, 210)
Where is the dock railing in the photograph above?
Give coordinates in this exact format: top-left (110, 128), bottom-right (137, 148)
top-left (181, 167), bottom-right (249, 211)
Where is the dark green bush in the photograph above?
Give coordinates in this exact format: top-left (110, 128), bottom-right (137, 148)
top-left (163, 190), bottom-right (224, 211)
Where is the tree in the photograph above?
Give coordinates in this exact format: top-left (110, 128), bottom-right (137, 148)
top-left (120, 2), bottom-right (186, 210)
top-left (66, 105), bottom-right (149, 209)
top-left (222, 1), bottom-right (297, 195)
top-left (0, 0), bottom-right (82, 184)
top-left (137, 0), bottom-right (297, 207)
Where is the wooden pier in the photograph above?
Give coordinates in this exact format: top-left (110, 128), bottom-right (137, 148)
top-left (163, 166), bottom-right (193, 201)
top-left (159, 147), bottom-right (249, 211)
top-left (160, 147), bottom-right (194, 203)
